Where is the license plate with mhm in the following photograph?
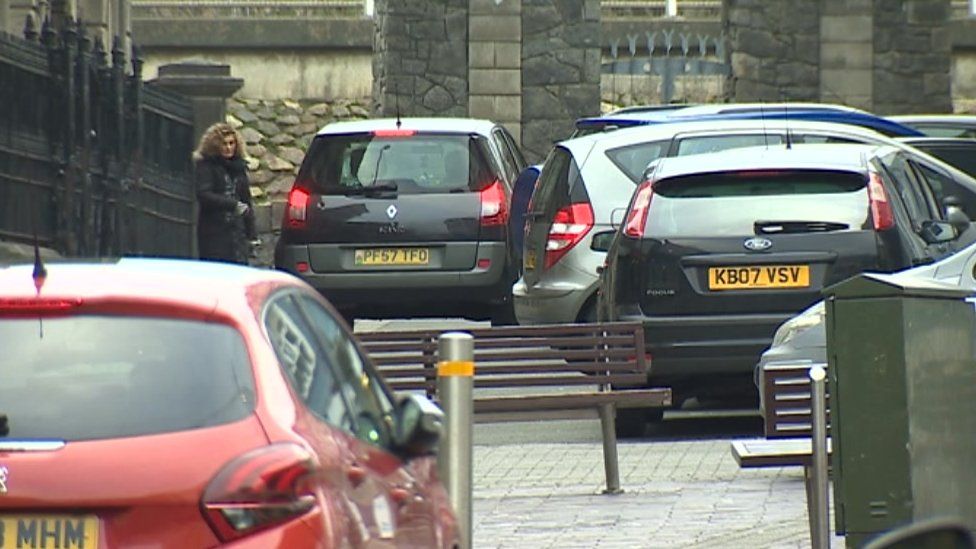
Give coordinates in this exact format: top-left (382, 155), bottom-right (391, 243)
top-left (0, 515), bottom-right (99, 549)
top-left (708, 265), bottom-right (810, 290)
top-left (355, 247), bottom-right (429, 266)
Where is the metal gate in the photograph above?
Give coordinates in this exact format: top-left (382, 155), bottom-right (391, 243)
top-left (0, 16), bottom-right (195, 258)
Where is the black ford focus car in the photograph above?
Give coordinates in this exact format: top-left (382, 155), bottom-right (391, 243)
top-left (274, 118), bottom-right (526, 323)
top-left (599, 143), bottom-right (975, 431)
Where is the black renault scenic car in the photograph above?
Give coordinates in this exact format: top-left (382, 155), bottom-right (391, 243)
top-left (274, 118), bottom-right (526, 323)
top-left (599, 143), bottom-right (974, 432)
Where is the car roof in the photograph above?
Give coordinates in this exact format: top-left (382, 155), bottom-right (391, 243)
top-left (558, 118), bottom-right (892, 156)
top-left (575, 103), bottom-right (922, 137)
top-left (0, 258), bottom-right (297, 310)
top-left (888, 114), bottom-right (976, 125)
top-left (648, 143), bottom-right (882, 181)
top-left (315, 117), bottom-right (499, 137)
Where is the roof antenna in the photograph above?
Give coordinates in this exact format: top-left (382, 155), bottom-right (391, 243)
top-left (32, 230), bottom-right (46, 295)
top-left (394, 81), bottom-right (402, 130)
top-left (760, 102), bottom-right (768, 148)
top-left (32, 228), bottom-right (47, 339)
top-left (783, 93), bottom-right (793, 149)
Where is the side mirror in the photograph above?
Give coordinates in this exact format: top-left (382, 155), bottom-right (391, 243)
top-left (862, 517), bottom-right (975, 549)
top-left (610, 208), bottom-right (626, 230)
top-left (946, 206), bottom-right (972, 235)
top-left (393, 393), bottom-right (443, 458)
top-left (590, 231), bottom-right (615, 253)
top-left (920, 220), bottom-right (959, 244)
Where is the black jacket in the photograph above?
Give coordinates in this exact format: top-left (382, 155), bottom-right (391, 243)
top-left (195, 154), bottom-right (256, 263)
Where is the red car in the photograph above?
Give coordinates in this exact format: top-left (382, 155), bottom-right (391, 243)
top-left (0, 258), bottom-right (457, 548)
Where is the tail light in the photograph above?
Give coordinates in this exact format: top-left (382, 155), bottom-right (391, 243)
top-left (544, 202), bottom-right (594, 269)
top-left (480, 180), bottom-right (508, 227)
top-left (0, 298), bottom-right (83, 316)
top-left (285, 186), bottom-right (311, 229)
top-left (867, 172), bottom-right (895, 231)
top-left (202, 443), bottom-right (318, 542)
top-left (623, 180), bottom-right (654, 238)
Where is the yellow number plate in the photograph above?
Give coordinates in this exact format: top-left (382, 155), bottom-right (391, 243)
top-left (355, 248), bottom-right (429, 266)
top-left (708, 265), bottom-right (810, 290)
top-left (524, 250), bottom-right (536, 270)
top-left (1, 515), bottom-right (99, 549)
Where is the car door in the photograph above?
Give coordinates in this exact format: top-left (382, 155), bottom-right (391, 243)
top-left (293, 293), bottom-right (439, 546)
top-left (876, 152), bottom-right (949, 264)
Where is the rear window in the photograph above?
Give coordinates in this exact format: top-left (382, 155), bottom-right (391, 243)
top-left (605, 140), bottom-right (669, 182)
top-left (645, 170), bottom-right (869, 237)
top-left (296, 132), bottom-right (497, 195)
top-left (0, 316), bottom-right (255, 441)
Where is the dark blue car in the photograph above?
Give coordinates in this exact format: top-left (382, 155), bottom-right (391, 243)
top-left (573, 102), bottom-right (924, 139)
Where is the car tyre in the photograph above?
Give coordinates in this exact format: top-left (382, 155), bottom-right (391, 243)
top-left (489, 297), bottom-right (517, 326)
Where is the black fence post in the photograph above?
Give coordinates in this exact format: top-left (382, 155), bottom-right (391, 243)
top-left (77, 21), bottom-right (93, 256)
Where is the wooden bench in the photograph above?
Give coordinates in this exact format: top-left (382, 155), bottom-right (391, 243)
top-left (357, 321), bottom-right (672, 493)
top-left (732, 362), bottom-right (832, 544)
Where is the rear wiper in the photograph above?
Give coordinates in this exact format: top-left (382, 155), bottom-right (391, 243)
top-left (755, 220), bottom-right (849, 234)
top-left (340, 182), bottom-right (398, 196)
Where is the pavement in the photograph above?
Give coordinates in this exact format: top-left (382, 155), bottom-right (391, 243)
top-left (469, 418), bottom-right (846, 548)
top-left (354, 318), bottom-right (846, 548)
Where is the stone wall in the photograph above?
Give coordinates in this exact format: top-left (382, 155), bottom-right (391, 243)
top-left (724, 0), bottom-right (953, 113)
top-left (723, 0), bottom-right (820, 102)
top-left (873, 0), bottom-right (952, 114)
top-left (372, 0), bottom-right (469, 117)
top-left (224, 97), bottom-right (371, 265)
top-left (521, 0), bottom-right (602, 163)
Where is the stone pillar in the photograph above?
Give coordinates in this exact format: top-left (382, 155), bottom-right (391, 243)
top-left (820, 0), bottom-right (873, 110)
top-left (372, 0), bottom-right (468, 117)
top-left (723, 0), bottom-right (820, 102)
top-left (1, 0), bottom-right (9, 35)
top-left (520, 0), bottom-right (601, 163)
top-left (148, 60), bottom-right (244, 144)
top-left (469, 0), bottom-right (521, 142)
top-left (872, 0), bottom-right (951, 114)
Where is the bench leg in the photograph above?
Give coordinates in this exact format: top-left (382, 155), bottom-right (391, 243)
top-left (598, 403), bottom-right (623, 494)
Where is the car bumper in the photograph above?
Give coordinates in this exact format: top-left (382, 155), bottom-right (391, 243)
top-left (512, 277), bottom-right (596, 324)
top-left (622, 311), bottom-right (796, 379)
top-left (276, 242), bottom-right (511, 306)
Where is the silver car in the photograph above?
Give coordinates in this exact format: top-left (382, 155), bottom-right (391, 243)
top-left (514, 118), bottom-right (976, 325)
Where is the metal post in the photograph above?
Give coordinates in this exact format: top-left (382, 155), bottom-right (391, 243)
top-left (437, 332), bottom-right (474, 549)
top-left (598, 403), bottom-right (622, 494)
top-left (809, 365), bottom-right (830, 549)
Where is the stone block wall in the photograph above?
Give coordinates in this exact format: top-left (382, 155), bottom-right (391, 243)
top-left (873, 0), bottom-right (952, 114)
top-left (521, 0), bottom-right (602, 162)
top-left (372, 0), bottom-right (469, 117)
top-left (725, 0), bottom-right (952, 113)
top-left (723, 0), bottom-right (820, 102)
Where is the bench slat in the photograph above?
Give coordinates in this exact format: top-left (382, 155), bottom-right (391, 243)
top-left (474, 388), bottom-right (672, 413)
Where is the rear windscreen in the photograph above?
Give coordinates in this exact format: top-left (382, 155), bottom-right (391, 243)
top-left (296, 132), bottom-right (497, 195)
top-left (0, 316), bottom-right (255, 441)
top-left (645, 171), bottom-right (869, 237)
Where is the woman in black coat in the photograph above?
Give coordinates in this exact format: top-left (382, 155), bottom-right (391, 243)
top-left (193, 122), bottom-right (257, 264)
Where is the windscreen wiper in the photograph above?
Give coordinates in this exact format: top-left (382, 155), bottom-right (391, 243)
top-left (340, 182), bottom-right (399, 196)
top-left (755, 220), bottom-right (849, 234)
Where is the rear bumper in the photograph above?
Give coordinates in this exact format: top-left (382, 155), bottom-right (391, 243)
top-left (512, 277), bottom-right (596, 324)
top-left (622, 311), bottom-right (795, 379)
top-left (275, 241), bottom-right (511, 307)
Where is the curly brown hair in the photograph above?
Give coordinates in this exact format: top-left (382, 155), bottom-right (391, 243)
top-left (194, 122), bottom-right (248, 159)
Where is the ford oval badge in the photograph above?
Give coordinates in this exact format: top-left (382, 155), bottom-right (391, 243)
top-left (743, 237), bottom-right (772, 251)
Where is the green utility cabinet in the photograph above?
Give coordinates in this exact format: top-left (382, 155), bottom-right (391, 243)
top-left (825, 273), bottom-right (976, 547)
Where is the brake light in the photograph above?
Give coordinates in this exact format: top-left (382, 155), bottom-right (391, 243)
top-left (372, 129), bottom-right (416, 137)
top-left (867, 172), bottom-right (895, 231)
top-left (286, 186), bottom-right (311, 229)
top-left (480, 180), bottom-right (508, 226)
top-left (0, 298), bottom-right (83, 315)
top-left (624, 180), bottom-right (654, 238)
top-left (544, 202), bottom-right (594, 269)
top-left (202, 443), bottom-right (318, 542)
